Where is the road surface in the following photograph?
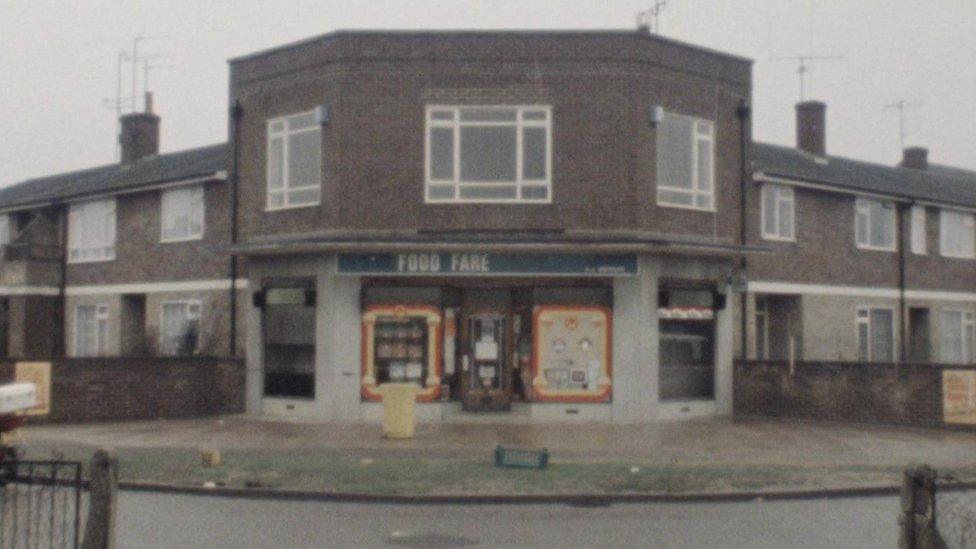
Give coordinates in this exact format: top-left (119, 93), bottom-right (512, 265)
top-left (116, 491), bottom-right (899, 548)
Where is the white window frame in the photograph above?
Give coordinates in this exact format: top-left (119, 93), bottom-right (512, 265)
top-left (73, 304), bottom-right (109, 357)
top-left (266, 109), bottom-right (322, 211)
top-left (0, 214), bottom-right (10, 248)
top-left (854, 198), bottom-right (897, 252)
top-left (939, 209), bottom-right (976, 259)
top-left (761, 184), bottom-right (795, 241)
top-left (67, 199), bottom-right (116, 264)
top-left (856, 306), bottom-right (896, 362)
top-left (160, 185), bottom-right (205, 243)
top-left (656, 113), bottom-right (716, 212)
top-left (424, 105), bottom-right (553, 204)
top-left (939, 309), bottom-right (975, 364)
top-left (910, 205), bottom-right (927, 255)
top-left (159, 299), bottom-right (203, 356)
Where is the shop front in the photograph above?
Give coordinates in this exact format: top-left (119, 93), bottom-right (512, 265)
top-left (243, 250), bottom-right (735, 423)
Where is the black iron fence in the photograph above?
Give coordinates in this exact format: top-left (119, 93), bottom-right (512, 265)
top-left (0, 461), bottom-right (84, 549)
top-left (936, 474), bottom-right (976, 549)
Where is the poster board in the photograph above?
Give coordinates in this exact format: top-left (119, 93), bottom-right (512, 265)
top-left (15, 361), bottom-right (51, 416)
top-left (943, 369), bottom-right (976, 425)
top-left (532, 305), bottom-right (612, 403)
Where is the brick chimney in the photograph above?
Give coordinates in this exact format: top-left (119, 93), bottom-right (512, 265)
top-left (119, 92), bottom-right (160, 164)
top-left (900, 147), bottom-right (929, 170)
top-left (796, 101), bottom-right (827, 157)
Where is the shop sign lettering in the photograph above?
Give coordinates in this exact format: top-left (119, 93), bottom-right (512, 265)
top-left (338, 253), bottom-right (638, 277)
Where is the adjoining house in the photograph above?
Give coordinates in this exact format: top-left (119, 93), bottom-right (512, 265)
top-left (0, 95), bottom-right (239, 361)
top-left (743, 101), bottom-right (976, 367)
top-left (0, 28), bottom-right (973, 426)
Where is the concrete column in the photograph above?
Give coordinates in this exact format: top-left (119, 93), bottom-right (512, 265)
top-left (715, 283), bottom-right (734, 416)
top-left (611, 255), bottom-right (659, 423)
top-left (316, 256), bottom-right (363, 420)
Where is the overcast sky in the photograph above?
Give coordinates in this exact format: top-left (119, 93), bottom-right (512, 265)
top-left (1, 0), bottom-right (974, 187)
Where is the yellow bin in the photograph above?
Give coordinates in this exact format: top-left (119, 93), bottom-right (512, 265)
top-left (377, 383), bottom-right (419, 439)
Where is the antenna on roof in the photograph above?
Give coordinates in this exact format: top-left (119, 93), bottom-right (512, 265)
top-left (769, 55), bottom-right (845, 101)
top-left (884, 99), bottom-right (921, 152)
top-left (636, 1), bottom-right (668, 34)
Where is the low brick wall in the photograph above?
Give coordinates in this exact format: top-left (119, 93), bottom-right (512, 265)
top-left (734, 360), bottom-right (974, 428)
top-left (0, 357), bottom-right (245, 423)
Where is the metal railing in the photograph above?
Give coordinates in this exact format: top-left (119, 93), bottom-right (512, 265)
top-left (0, 461), bottom-right (84, 549)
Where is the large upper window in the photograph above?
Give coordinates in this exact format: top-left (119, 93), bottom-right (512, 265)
top-left (425, 106), bottom-right (551, 203)
top-left (161, 186), bottom-right (204, 242)
top-left (74, 304), bottom-right (108, 357)
top-left (267, 110), bottom-right (321, 210)
top-left (854, 198), bottom-right (896, 251)
top-left (657, 113), bottom-right (715, 211)
top-left (857, 307), bottom-right (894, 362)
top-left (68, 199), bottom-right (116, 263)
top-left (940, 209), bottom-right (975, 259)
top-left (160, 300), bottom-right (202, 356)
top-left (761, 184), bottom-right (795, 241)
top-left (910, 205), bottom-right (927, 255)
top-left (940, 310), bottom-right (975, 364)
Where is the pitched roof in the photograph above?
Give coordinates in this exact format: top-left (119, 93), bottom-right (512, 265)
top-left (754, 142), bottom-right (976, 209)
top-left (0, 143), bottom-right (227, 211)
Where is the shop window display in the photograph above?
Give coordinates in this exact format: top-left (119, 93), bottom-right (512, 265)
top-left (362, 305), bottom-right (442, 402)
top-left (531, 305), bottom-right (612, 402)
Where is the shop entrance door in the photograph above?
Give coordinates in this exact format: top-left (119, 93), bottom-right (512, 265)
top-left (460, 311), bottom-right (512, 412)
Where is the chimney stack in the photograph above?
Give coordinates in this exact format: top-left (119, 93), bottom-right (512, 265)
top-left (796, 101), bottom-right (827, 157)
top-left (900, 147), bottom-right (929, 170)
top-left (119, 92), bottom-right (160, 165)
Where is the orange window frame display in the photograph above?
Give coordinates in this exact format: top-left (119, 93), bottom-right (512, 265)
top-left (531, 305), bottom-right (612, 403)
top-left (361, 304), bottom-right (442, 402)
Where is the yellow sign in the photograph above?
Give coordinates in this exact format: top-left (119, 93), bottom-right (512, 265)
top-left (15, 361), bottom-right (51, 416)
top-left (943, 369), bottom-right (976, 425)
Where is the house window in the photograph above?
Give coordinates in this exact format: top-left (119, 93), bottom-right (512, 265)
top-left (267, 110), bottom-right (322, 210)
top-left (68, 199), bottom-right (116, 263)
top-left (855, 198), bottom-right (896, 251)
top-left (657, 113), bottom-right (715, 211)
top-left (74, 304), bottom-right (109, 357)
top-left (160, 186), bottom-right (204, 242)
top-left (939, 310), bottom-right (975, 364)
top-left (939, 209), bottom-right (976, 259)
top-left (761, 184), bottom-right (795, 241)
top-left (911, 205), bottom-right (927, 255)
top-left (160, 300), bottom-right (202, 356)
top-left (425, 106), bottom-right (551, 203)
top-left (856, 307), bottom-right (894, 362)
top-left (0, 215), bottom-right (10, 247)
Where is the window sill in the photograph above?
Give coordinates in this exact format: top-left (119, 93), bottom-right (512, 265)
top-left (160, 236), bottom-right (204, 244)
top-left (939, 253), bottom-right (976, 260)
top-left (424, 199), bottom-right (552, 205)
top-left (265, 202), bottom-right (321, 212)
top-left (855, 245), bottom-right (897, 253)
top-left (67, 257), bottom-right (115, 265)
top-left (656, 201), bottom-right (716, 213)
top-left (761, 234), bottom-right (796, 243)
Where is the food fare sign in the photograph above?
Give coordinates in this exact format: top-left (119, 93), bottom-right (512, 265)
top-left (337, 253), bottom-right (638, 277)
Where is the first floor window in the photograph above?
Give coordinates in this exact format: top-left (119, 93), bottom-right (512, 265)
top-left (761, 184), bottom-right (795, 240)
top-left (657, 112), bottom-right (715, 211)
top-left (910, 205), bottom-right (927, 255)
top-left (940, 209), bottom-right (976, 259)
top-left (939, 310), bottom-right (975, 364)
top-left (161, 185), bottom-right (204, 242)
top-left (426, 106), bottom-right (551, 202)
top-left (855, 198), bottom-right (896, 251)
top-left (267, 110), bottom-right (322, 210)
top-left (68, 199), bottom-right (116, 263)
top-left (74, 304), bottom-right (109, 357)
top-left (857, 307), bottom-right (894, 362)
top-left (160, 301), bottom-right (202, 356)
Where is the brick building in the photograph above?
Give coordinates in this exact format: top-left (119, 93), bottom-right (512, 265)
top-left (741, 101), bottom-right (976, 367)
top-left (0, 28), bottom-right (973, 424)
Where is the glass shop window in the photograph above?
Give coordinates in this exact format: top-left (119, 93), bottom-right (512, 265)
top-left (261, 282), bottom-right (316, 399)
top-left (658, 288), bottom-right (716, 401)
top-left (373, 317), bottom-right (429, 386)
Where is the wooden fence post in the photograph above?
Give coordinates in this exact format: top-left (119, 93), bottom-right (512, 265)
top-left (898, 465), bottom-right (947, 549)
top-left (82, 449), bottom-right (118, 549)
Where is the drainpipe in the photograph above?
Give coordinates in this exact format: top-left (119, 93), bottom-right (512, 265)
top-left (898, 203), bottom-right (908, 366)
top-left (228, 101), bottom-right (244, 358)
top-left (736, 99), bottom-right (751, 362)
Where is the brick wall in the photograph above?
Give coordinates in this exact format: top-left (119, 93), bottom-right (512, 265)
top-left (733, 360), bottom-right (961, 428)
top-left (0, 357), bottom-right (245, 423)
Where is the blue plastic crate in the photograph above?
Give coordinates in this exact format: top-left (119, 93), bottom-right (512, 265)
top-left (494, 445), bottom-right (549, 469)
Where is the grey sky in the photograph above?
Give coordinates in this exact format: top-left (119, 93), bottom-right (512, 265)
top-left (1, 0), bottom-right (974, 187)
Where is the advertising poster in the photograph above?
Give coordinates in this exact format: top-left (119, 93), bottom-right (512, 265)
top-left (943, 369), bottom-right (976, 425)
top-left (15, 361), bottom-right (51, 416)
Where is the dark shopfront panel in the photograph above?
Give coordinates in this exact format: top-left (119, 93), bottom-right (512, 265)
top-left (359, 278), bottom-right (613, 410)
